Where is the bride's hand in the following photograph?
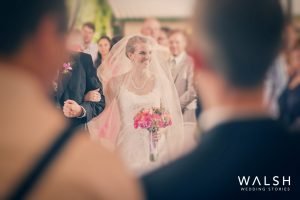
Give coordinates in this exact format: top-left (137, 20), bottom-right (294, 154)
top-left (84, 89), bottom-right (101, 102)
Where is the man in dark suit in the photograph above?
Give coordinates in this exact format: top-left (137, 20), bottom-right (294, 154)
top-left (141, 0), bottom-right (300, 199)
top-left (55, 29), bottom-right (105, 129)
top-left (55, 49), bottom-right (105, 129)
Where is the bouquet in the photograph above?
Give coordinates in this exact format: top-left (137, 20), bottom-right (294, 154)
top-left (133, 107), bottom-right (172, 161)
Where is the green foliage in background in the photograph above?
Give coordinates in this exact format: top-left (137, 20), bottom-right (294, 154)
top-left (68, 0), bottom-right (113, 42)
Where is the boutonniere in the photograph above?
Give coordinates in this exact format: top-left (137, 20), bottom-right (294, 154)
top-left (62, 62), bottom-right (72, 74)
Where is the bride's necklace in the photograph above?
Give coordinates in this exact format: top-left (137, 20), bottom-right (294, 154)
top-left (130, 73), bottom-right (150, 90)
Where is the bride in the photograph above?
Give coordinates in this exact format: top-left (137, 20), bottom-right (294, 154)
top-left (88, 35), bottom-right (184, 175)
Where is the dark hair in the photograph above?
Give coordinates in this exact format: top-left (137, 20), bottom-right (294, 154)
top-left (0, 0), bottom-right (68, 56)
top-left (111, 35), bottom-right (123, 48)
top-left (197, 0), bottom-right (284, 88)
top-left (161, 27), bottom-right (171, 34)
top-left (82, 22), bottom-right (95, 32)
top-left (98, 36), bottom-right (112, 44)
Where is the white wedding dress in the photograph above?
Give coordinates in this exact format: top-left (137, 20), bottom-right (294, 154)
top-left (88, 35), bottom-right (185, 176)
top-left (117, 81), bottom-right (169, 175)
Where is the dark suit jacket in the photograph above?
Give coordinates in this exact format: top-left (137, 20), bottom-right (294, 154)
top-left (55, 52), bottom-right (105, 128)
top-left (142, 118), bottom-right (300, 200)
top-left (94, 52), bottom-right (102, 69)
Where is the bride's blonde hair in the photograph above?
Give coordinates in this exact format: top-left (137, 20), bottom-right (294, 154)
top-left (125, 36), bottom-right (148, 58)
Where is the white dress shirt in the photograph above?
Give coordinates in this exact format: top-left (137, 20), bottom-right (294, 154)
top-left (170, 52), bottom-right (186, 77)
top-left (83, 42), bottom-right (98, 64)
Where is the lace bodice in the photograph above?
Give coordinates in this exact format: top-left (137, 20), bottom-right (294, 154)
top-left (118, 81), bottom-right (161, 127)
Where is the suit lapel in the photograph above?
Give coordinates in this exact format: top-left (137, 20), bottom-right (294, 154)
top-left (56, 70), bottom-right (72, 100)
top-left (56, 53), bottom-right (78, 100)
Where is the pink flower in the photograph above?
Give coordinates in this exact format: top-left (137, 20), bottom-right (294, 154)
top-left (134, 121), bottom-right (139, 129)
top-left (158, 120), bottom-right (165, 128)
top-left (152, 113), bottom-right (160, 120)
top-left (133, 107), bottom-right (172, 132)
top-left (63, 62), bottom-right (72, 70)
top-left (62, 62), bottom-right (72, 74)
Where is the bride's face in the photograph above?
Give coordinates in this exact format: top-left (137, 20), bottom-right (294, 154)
top-left (128, 42), bottom-right (152, 68)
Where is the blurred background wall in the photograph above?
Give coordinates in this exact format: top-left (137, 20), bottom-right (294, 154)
top-left (68, 0), bottom-right (300, 41)
top-left (67, 0), bottom-right (195, 40)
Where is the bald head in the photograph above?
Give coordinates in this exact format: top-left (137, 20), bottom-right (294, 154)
top-left (141, 18), bottom-right (161, 41)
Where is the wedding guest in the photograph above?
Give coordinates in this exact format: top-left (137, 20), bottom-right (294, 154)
top-left (141, 18), bottom-right (161, 42)
top-left (81, 22), bottom-right (98, 64)
top-left (264, 22), bottom-right (299, 117)
top-left (264, 54), bottom-right (288, 117)
top-left (158, 27), bottom-right (171, 47)
top-left (141, 18), bottom-right (170, 62)
top-left (168, 30), bottom-right (198, 147)
top-left (94, 36), bottom-right (111, 69)
top-left (279, 39), bottom-right (300, 131)
top-left (0, 1), bottom-right (142, 199)
top-left (284, 22), bottom-right (299, 54)
top-left (142, 0), bottom-right (299, 199)
top-left (54, 29), bottom-right (106, 130)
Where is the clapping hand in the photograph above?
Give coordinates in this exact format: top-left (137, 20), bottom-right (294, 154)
top-left (63, 100), bottom-right (83, 118)
top-left (84, 89), bottom-right (101, 102)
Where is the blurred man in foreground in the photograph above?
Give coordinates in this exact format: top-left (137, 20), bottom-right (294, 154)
top-left (0, 1), bottom-right (142, 199)
top-left (142, 0), bottom-right (300, 199)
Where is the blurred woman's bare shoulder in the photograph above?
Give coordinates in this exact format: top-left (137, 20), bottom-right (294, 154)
top-left (29, 130), bottom-right (144, 200)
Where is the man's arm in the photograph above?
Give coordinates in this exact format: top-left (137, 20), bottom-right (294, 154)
top-left (80, 53), bottom-right (105, 122)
